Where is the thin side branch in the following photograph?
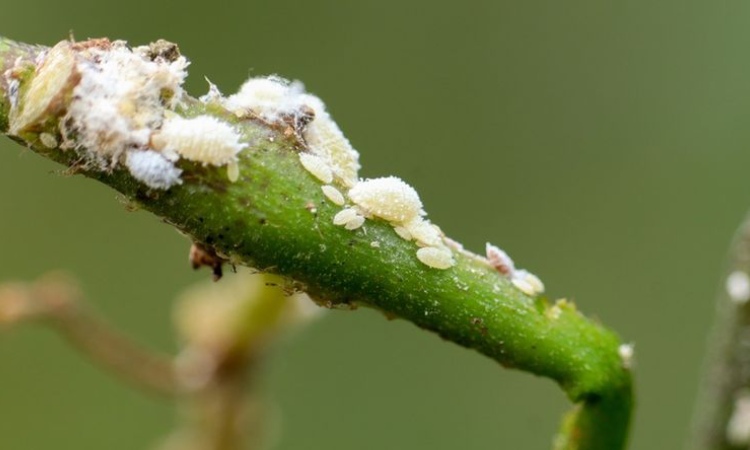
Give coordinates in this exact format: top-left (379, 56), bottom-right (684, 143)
top-left (0, 273), bottom-right (178, 395)
top-left (1, 271), bottom-right (302, 450)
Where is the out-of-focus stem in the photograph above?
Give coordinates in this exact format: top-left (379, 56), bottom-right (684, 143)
top-left (0, 274), bottom-right (178, 395)
top-left (690, 214), bottom-right (750, 450)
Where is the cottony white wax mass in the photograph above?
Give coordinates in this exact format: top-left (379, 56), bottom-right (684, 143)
top-left (124, 149), bottom-right (183, 190)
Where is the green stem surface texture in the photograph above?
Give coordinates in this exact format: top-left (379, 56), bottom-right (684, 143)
top-left (0, 36), bottom-right (633, 450)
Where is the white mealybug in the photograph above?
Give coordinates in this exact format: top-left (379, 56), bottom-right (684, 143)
top-left (152, 115), bottom-right (245, 166)
top-left (299, 153), bottom-right (334, 184)
top-left (416, 246), bottom-right (455, 270)
top-left (485, 243), bottom-right (516, 275)
top-left (124, 149), bottom-right (183, 190)
top-left (333, 208), bottom-right (365, 230)
top-left (348, 176), bottom-right (424, 224)
top-left (321, 185), bottom-right (345, 206)
top-left (405, 218), bottom-right (443, 248)
top-left (511, 269), bottom-right (545, 296)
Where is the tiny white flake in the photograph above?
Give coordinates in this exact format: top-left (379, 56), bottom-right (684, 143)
top-left (199, 77), bottom-right (223, 103)
top-left (333, 208), bottom-right (359, 226)
top-left (124, 149), bottom-right (182, 190)
top-left (226, 162), bottom-right (240, 182)
top-left (486, 243), bottom-right (516, 275)
top-left (321, 185), bottom-right (345, 205)
top-left (344, 215), bottom-right (366, 230)
top-left (727, 271), bottom-right (750, 304)
top-left (299, 153), bottom-right (334, 184)
top-left (416, 246), bottom-right (455, 270)
top-left (511, 269), bottom-right (545, 296)
top-left (348, 176), bottom-right (424, 223)
top-left (39, 132), bottom-right (58, 149)
top-left (370, 241), bottom-right (381, 248)
top-left (152, 115), bottom-right (244, 166)
top-left (7, 79), bottom-right (19, 110)
top-left (618, 343), bottom-right (635, 370)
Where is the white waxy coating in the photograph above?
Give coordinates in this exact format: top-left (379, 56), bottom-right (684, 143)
top-left (64, 40), bottom-right (188, 164)
top-left (486, 243), bottom-right (516, 275)
top-left (348, 176), bottom-right (424, 224)
top-left (416, 246), bottom-right (455, 270)
top-left (511, 269), bottom-right (545, 296)
top-left (124, 149), bottom-right (182, 190)
top-left (152, 115), bottom-right (244, 166)
top-left (727, 271), bottom-right (750, 304)
top-left (321, 185), bottom-right (345, 205)
top-left (222, 76), bottom-right (304, 123)
top-left (299, 153), bottom-right (334, 184)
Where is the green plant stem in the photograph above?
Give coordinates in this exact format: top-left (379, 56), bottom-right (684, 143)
top-left (690, 213), bottom-right (750, 450)
top-left (0, 36), bottom-right (633, 449)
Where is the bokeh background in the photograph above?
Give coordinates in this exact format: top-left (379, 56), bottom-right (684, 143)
top-left (1, 1), bottom-right (748, 449)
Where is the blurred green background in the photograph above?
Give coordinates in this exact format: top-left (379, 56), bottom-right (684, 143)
top-left (1, 1), bottom-right (748, 449)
